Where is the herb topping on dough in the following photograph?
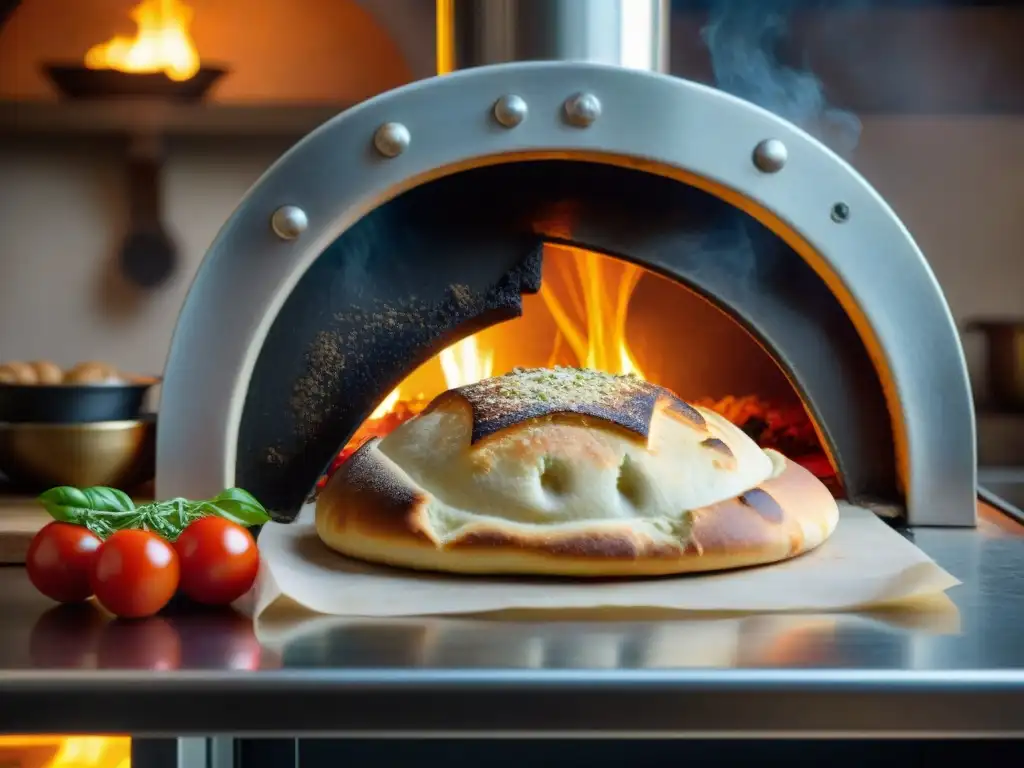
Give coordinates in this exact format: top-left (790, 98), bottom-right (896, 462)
top-left (444, 367), bottom-right (706, 444)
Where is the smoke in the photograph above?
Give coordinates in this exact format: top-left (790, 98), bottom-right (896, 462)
top-left (700, 0), bottom-right (862, 157)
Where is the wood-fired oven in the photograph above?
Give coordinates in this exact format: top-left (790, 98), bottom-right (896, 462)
top-left (156, 0), bottom-right (977, 527)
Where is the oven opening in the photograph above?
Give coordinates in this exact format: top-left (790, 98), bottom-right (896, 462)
top-left (319, 245), bottom-right (839, 500)
top-left (240, 158), bottom-right (893, 518)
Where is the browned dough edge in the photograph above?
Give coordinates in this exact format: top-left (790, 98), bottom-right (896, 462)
top-left (315, 438), bottom-right (840, 577)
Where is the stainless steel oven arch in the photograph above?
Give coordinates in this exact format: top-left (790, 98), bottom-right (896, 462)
top-left (157, 61), bottom-right (976, 526)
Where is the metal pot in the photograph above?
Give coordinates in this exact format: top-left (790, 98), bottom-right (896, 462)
top-left (0, 379), bottom-right (158, 423)
top-left (964, 319), bottom-right (1024, 410)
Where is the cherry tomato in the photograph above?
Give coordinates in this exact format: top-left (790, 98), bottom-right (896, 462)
top-left (174, 517), bottom-right (259, 606)
top-left (26, 522), bottom-right (102, 603)
top-left (90, 529), bottom-right (180, 619)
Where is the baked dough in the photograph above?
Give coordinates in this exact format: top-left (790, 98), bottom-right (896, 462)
top-left (316, 368), bottom-right (839, 577)
top-left (0, 360), bottom-right (127, 385)
top-left (0, 360), bottom-right (63, 385)
top-left (63, 361), bottom-right (123, 384)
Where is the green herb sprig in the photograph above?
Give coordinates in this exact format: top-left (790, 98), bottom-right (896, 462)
top-left (36, 486), bottom-right (271, 542)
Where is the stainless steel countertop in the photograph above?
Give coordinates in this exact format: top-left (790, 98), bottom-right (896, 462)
top-left (1, 509), bottom-right (1024, 736)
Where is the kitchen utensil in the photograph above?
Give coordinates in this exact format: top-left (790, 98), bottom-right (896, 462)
top-left (0, 418), bottom-right (155, 490)
top-left (119, 140), bottom-right (177, 289)
top-left (963, 318), bottom-right (1024, 410)
top-left (0, 379), bottom-right (158, 423)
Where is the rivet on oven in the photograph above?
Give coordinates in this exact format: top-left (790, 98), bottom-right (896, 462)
top-left (830, 202), bottom-right (851, 223)
top-left (563, 92), bottom-right (602, 127)
top-left (270, 205), bottom-right (308, 240)
top-left (373, 122), bottom-right (411, 158)
top-left (752, 139), bottom-right (788, 173)
top-left (493, 94), bottom-right (528, 128)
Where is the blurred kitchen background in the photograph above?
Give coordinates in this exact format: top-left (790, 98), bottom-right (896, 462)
top-left (0, 0), bottom-right (1022, 466)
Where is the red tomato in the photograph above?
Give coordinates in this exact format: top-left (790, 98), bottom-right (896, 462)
top-left (174, 517), bottom-right (259, 606)
top-left (26, 522), bottom-right (102, 603)
top-left (90, 530), bottom-right (180, 619)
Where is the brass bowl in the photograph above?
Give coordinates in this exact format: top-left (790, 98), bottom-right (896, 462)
top-left (0, 419), bottom-right (155, 490)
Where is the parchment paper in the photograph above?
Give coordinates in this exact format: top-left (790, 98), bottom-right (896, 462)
top-left (251, 503), bottom-right (960, 619)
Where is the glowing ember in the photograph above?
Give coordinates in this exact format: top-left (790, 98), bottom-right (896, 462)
top-left (84, 0), bottom-right (201, 82)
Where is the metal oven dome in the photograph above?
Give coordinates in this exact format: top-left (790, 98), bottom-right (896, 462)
top-left (156, 61), bottom-right (976, 526)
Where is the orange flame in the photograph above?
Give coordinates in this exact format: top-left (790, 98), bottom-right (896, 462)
top-left (369, 246), bottom-right (643, 419)
top-left (540, 245), bottom-right (644, 377)
top-left (373, 335), bottom-right (494, 416)
top-left (0, 735), bottom-right (130, 767)
top-left (439, 335), bottom-right (495, 388)
top-left (84, 0), bottom-right (201, 81)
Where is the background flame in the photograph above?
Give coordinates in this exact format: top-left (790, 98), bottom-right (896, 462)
top-left (84, 0), bottom-right (201, 81)
top-left (0, 735), bottom-right (130, 768)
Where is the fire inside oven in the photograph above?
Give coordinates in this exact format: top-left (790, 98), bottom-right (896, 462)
top-left (318, 247), bottom-right (835, 496)
top-left (239, 157), bottom-right (893, 516)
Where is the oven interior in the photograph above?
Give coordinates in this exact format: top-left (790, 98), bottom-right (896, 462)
top-left (239, 158), bottom-right (896, 518)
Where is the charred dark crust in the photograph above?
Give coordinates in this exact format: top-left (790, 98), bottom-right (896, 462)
top-left (466, 389), bottom-right (656, 444)
top-left (333, 438), bottom-right (417, 510)
top-left (443, 368), bottom-right (704, 444)
top-left (700, 437), bottom-right (733, 457)
top-left (667, 399), bottom-right (707, 428)
top-left (739, 488), bottom-right (785, 523)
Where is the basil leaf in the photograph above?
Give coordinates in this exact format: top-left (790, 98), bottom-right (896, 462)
top-left (38, 485), bottom-right (269, 539)
top-left (37, 485), bottom-right (135, 524)
top-left (81, 487), bottom-right (135, 513)
top-left (201, 488), bottom-right (271, 526)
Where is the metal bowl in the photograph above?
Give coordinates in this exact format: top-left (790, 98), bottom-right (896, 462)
top-left (0, 419), bottom-right (155, 491)
top-left (43, 64), bottom-right (228, 102)
top-left (0, 379), bottom-right (158, 424)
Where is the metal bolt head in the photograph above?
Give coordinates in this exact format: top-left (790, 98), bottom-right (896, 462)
top-left (373, 122), bottom-right (411, 158)
top-left (752, 139), bottom-right (788, 173)
top-left (493, 94), bottom-right (528, 128)
top-left (271, 205), bottom-right (308, 240)
top-left (564, 92), bottom-right (601, 127)
top-left (831, 202), bottom-right (851, 223)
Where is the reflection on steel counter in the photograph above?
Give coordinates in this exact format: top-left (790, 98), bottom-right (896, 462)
top-left (28, 598), bottom-right (274, 672)
top-left (271, 612), bottom-right (943, 671)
